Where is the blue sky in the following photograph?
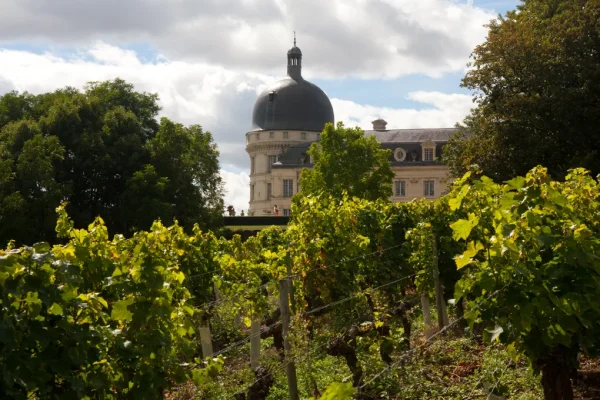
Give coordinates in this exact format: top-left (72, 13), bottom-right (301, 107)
top-left (0, 0), bottom-right (521, 211)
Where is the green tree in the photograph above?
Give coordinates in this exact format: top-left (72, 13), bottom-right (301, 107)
top-left (298, 122), bottom-right (394, 201)
top-left (451, 167), bottom-right (600, 400)
top-left (0, 79), bottom-right (223, 246)
top-left (444, 0), bottom-right (600, 181)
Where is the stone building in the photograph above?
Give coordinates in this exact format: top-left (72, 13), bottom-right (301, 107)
top-left (245, 41), bottom-right (454, 216)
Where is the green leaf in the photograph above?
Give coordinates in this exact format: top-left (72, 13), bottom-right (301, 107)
top-left (33, 242), bottom-right (51, 253)
top-left (506, 176), bottom-right (525, 190)
top-left (451, 219), bottom-right (473, 241)
top-left (449, 185), bottom-right (469, 211)
top-left (309, 383), bottom-right (355, 400)
top-left (173, 271), bottom-right (185, 284)
top-left (48, 303), bottom-right (63, 316)
top-left (95, 297), bottom-right (108, 309)
top-left (487, 326), bottom-right (503, 342)
top-left (454, 241), bottom-right (484, 269)
top-left (25, 292), bottom-right (42, 317)
top-left (111, 298), bottom-right (135, 322)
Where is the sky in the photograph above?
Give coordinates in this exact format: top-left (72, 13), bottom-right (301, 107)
top-left (0, 0), bottom-right (520, 214)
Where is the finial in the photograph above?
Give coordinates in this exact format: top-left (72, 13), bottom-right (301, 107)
top-left (293, 31), bottom-right (296, 46)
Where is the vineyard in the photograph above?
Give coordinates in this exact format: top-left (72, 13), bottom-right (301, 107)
top-left (1, 166), bottom-right (600, 400)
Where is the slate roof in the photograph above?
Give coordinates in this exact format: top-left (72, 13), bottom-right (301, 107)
top-left (251, 77), bottom-right (334, 132)
top-left (272, 128), bottom-right (456, 168)
top-left (364, 128), bottom-right (455, 143)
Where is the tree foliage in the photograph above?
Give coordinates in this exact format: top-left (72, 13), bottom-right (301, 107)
top-left (450, 167), bottom-right (600, 399)
top-left (298, 122), bottom-right (394, 201)
top-left (0, 79), bottom-right (223, 246)
top-left (444, 0), bottom-right (600, 181)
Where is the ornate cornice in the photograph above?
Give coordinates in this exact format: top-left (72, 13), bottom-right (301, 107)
top-left (246, 141), bottom-right (304, 154)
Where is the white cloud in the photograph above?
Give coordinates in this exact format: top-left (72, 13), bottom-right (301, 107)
top-left (0, 43), bottom-right (476, 213)
top-left (0, 0), bottom-right (496, 79)
top-left (0, 42), bottom-right (276, 169)
top-left (332, 91), bottom-right (474, 130)
top-left (221, 170), bottom-right (250, 214)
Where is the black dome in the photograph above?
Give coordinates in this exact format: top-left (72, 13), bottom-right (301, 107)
top-left (251, 77), bottom-right (334, 132)
top-left (287, 46), bottom-right (302, 55)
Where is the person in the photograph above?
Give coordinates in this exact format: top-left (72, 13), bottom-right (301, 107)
top-left (273, 205), bottom-right (279, 216)
top-left (240, 210), bottom-right (245, 216)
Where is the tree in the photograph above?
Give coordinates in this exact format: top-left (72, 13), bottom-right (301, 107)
top-left (444, 0), bottom-right (600, 182)
top-left (0, 79), bottom-right (223, 246)
top-left (451, 167), bottom-right (600, 400)
top-left (297, 122), bottom-right (394, 201)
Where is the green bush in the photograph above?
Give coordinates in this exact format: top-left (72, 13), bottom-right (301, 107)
top-left (0, 205), bottom-right (197, 399)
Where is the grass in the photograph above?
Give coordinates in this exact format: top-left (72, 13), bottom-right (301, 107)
top-left (167, 310), bottom-right (600, 399)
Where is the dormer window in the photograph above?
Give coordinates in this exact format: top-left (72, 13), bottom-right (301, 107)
top-left (421, 141), bottom-right (436, 161)
top-left (424, 148), bottom-right (433, 161)
top-left (268, 91), bottom-right (276, 101)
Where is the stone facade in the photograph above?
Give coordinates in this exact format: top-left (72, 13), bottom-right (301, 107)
top-left (245, 122), bottom-right (454, 216)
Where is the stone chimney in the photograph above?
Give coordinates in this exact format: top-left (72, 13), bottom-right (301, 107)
top-left (372, 119), bottom-right (387, 131)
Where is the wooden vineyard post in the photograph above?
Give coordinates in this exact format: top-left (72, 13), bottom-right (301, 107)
top-left (287, 252), bottom-right (296, 313)
top-left (199, 315), bottom-right (214, 358)
top-left (279, 279), bottom-right (299, 400)
top-left (250, 318), bottom-right (261, 369)
top-left (441, 293), bottom-right (450, 327)
top-left (432, 233), bottom-right (447, 330)
top-left (421, 294), bottom-right (433, 339)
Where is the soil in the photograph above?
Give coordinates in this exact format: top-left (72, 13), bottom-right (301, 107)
top-left (574, 355), bottom-right (600, 400)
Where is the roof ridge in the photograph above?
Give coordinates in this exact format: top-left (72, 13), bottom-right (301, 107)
top-left (365, 127), bottom-right (455, 131)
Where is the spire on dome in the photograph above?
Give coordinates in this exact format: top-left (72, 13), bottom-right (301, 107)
top-left (287, 32), bottom-right (302, 80)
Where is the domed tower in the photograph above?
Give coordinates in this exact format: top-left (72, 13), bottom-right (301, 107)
top-left (246, 37), bottom-right (334, 216)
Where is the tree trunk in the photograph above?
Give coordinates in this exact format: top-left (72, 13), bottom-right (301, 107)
top-left (328, 336), bottom-right (363, 387)
top-left (261, 308), bottom-right (284, 359)
top-left (538, 349), bottom-right (576, 400)
top-left (393, 301), bottom-right (413, 350)
top-left (235, 366), bottom-right (275, 400)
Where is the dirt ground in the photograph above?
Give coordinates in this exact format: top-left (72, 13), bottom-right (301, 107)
top-left (574, 355), bottom-right (600, 400)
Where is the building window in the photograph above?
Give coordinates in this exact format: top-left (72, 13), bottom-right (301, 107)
top-left (256, 133), bottom-right (260, 141)
top-left (394, 181), bottom-right (406, 197)
top-left (246, 135), bottom-right (249, 144)
top-left (283, 132), bottom-right (289, 139)
top-left (301, 132), bottom-right (307, 140)
top-left (283, 179), bottom-right (293, 197)
top-left (267, 155), bottom-right (277, 172)
top-left (250, 184), bottom-right (255, 201)
top-left (270, 131), bottom-right (275, 138)
top-left (283, 209), bottom-right (291, 216)
top-left (267, 183), bottom-right (272, 200)
top-left (250, 157), bottom-right (255, 174)
top-left (424, 180), bottom-right (435, 197)
top-left (424, 148), bottom-right (434, 162)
